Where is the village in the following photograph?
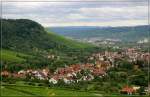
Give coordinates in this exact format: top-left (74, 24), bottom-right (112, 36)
top-left (1, 47), bottom-right (150, 95)
top-left (1, 63), bottom-right (108, 84)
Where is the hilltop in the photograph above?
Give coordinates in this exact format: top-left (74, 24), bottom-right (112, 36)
top-left (2, 19), bottom-right (94, 53)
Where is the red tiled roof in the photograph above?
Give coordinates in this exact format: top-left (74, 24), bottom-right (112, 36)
top-left (92, 69), bottom-right (105, 76)
top-left (12, 73), bottom-right (26, 78)
top-left (121, 86), bottom-right (135, 93)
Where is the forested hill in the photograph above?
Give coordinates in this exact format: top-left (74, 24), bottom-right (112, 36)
top-left (1, 19), bottom-right (94, 53)
top-left (1, 19), bottom-right (97, 71)
top-left (48, 25), bottom-right (149, 42)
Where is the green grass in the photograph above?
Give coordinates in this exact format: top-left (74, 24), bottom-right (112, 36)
top-left (1, 49), bottom-right (30, 63)
top-left (1, 85), bottom-right (101, 97)
top-left (1, 84), bottom-right (149, 97)
top-left (1, 86), bottom-right (32, 96)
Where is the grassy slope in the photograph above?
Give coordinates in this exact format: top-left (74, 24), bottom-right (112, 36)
top-left (1, 32), bottom-right (95, 65)
top-left (1, 49), bottom-right (31, 63)
top-left (1, 32), bottom-right (94, 63)
top-left (1, 33), bottom-right (93, 63)
top-left (1, 19), bottom-right (95, 65)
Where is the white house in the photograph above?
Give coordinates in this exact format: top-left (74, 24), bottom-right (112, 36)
top-left (18, 70), bottom-right (26, 74)
top-left (49, 78), bottom-right (58, 84)
top-left (72, 72), bottom-right (76, 76)
top-left (67, 73), bottom-right (72, 77)
top-left (63, 78), bottom-right (72, 84)
top-left (34, 72), bottom-right (45, 80)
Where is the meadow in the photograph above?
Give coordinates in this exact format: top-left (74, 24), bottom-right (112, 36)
top-left (1, 84), bottom-right (149, 97)
top-left (1, 84), bottom-right (102, 97)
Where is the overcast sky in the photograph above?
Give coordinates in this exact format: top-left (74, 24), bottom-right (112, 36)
top-left (2, 0), bottom-right (149, 27)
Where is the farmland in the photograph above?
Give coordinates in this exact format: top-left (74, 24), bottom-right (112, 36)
top-left (1, 84), bottom-right (102, 97)
top-left (1, 84), bottom-right (149, 97)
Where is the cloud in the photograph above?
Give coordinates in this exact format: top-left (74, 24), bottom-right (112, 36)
top-left (42, 19), bottom-right (147, 27)
top-left (2, 0), bottom-right (148, 27)
top-left (3, 0), bottom-right (149, 2)
top-left (77, 6), bottom-right (148, 20)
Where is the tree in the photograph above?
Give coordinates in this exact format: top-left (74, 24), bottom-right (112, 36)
top-left (130, 74), bottom-right (148, 86)
top-left (138, 86), bottom-right (146, 95)
top-left (118, 60), bottom-right (134, 70)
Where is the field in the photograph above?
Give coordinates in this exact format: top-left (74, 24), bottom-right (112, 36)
top-left (1, 85), bottom-right (102, 97)
top-left (1, 84), bottom-right (149, 97)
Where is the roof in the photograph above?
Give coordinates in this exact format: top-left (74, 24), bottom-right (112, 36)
top-left (1, 71), bottom-right (10, 76)
top-left (121, 86), bottom-right (135, 93)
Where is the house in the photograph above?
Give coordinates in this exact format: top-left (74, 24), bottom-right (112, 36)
top-left (133, 86), bottom-right (140, 91)
top-left (79, 74), bottom-right (94, 81)
top-left (120, 86), bottom-right (135, 95)
top-left (67, 73), bottom-right (73, 77)
top-left (72, 72), bottom-right (76, 76)
top-left (63, 77), bottom-right (73, 84)
top-left (1, 70), bottom-right (10, 77)
top-left (26, 69), bottom-right (33, 73)
top-left (49, 77), bottom-right (58, 84)
top-left (92, 68), bottom-right (106, 77)
top-left (12, 73), bottom-right (26, 78)
top-left (87, 74), bottom-right (94, 81)
top-left (95, 60), bottom-right (111, 70)
top-left (71, 64), bottom-right (81, 71)
top-left (33, 71), bottom-right (47, 80)
top-left (42, 68), bottom-right (49, 77)
top-left (47, 54), bottom-right (55, 59)
top-left (18, 70), bottom-right (26, 75)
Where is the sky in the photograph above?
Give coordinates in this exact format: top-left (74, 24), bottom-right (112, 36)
top-left (2, 0), bottom-right (149, 27)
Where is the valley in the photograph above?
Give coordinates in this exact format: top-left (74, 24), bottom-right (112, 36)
top-left (1, 19), bottom-right (149, 96)
top-left (47, 25), bottom-right (149, 48)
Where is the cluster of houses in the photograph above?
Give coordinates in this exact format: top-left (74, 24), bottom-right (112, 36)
top-left (88, 48), bottom-right (149, 68)
top-left (120, 85), bottom-right (150, 95)
top-left (1, 63), bottom-right (108, 84)
top-left (120, 86), bottom-right (140, 95)
top-left (49, 64), bottom-right (107, 84)
top-left (1, 68), bottom-right (50, 80)
top-left (1, 47), bottom-right (149, 95)
top-left (1, 48), bottom-right (149, 84)
top-left (124, 48), bottom-right (150, 63)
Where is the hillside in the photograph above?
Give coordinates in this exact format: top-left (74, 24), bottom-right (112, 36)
top-left (1, 19), bottom-right (96, 71)
top-left (48, 25), bottom-right (149, 42)
top-left (1, 19), bottom-right (93, 53)
top-left (1, 49), bottom-right (27, 63)
top-left (47, 32), bottom-right (94, 50)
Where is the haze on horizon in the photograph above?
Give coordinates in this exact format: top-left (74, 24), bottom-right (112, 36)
top-left (2, 0), bottom-right (149, 27)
